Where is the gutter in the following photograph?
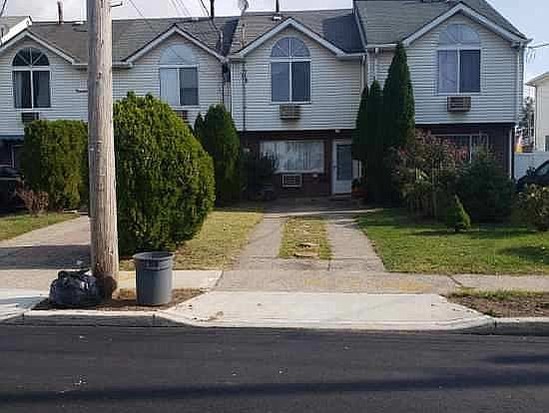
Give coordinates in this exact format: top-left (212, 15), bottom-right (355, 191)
top-left (73, 62), bottom-right (133, 69)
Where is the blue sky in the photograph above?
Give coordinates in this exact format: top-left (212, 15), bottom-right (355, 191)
top-left (7, 0), bottom-right (548, 82)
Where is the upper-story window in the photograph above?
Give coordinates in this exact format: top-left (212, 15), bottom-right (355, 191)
top-left (438, 24), bottom-right (481, 94)
top-left (12, 47), bottom-right (51, 109)
top-left (271, 37), bottom-right (311, 103)
top-left (159, 45), bottom-right (199, 107)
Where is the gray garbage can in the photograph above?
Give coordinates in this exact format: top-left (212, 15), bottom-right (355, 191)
top-left (133, 252), bottom-right (174, 306)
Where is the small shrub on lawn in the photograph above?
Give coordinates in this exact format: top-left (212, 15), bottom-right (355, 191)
top-left (16, 187), bottom-right (49, 216)
top-left (391, 131), bottom-right (463, 219)
top-left (518, 185), bottom-right (549, 232)
top-left (457, 151), bottom-right (515, 223)
top-left (445, 195), bottom-right (471, 233)
top-left (199, 105), bottom-right (241, 205)
top-left (21, 120), bottom-right (87, 210)
top-left (114, 93), bottom-right (215, 256)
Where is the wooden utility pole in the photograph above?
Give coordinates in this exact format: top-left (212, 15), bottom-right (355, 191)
top-left (87, 0), bottom-right (119, 298)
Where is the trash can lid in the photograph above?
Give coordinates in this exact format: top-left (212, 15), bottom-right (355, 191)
top-left (133, 251), bottom-right (174, 261)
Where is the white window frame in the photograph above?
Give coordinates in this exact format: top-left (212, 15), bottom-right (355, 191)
top-left (437, 25), bottom-right (481, 96)
top-left (159, 65), bottom-right (200, 108)
top-left (270, 37), bottom-right (311, 104)
top-left (12, 48), bottom-right (51, 110)
top-left (260, 140), bottom-right (324, 174)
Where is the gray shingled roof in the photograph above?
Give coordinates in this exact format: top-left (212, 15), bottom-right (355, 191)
top-left (229, 9), bottom-right (364, 55)
top-left (0, 16), bottom-right (28, 30)
top-left (27, 17), bottom-right (238, 63)
top-left (355, 0), bottom-right (526, 45)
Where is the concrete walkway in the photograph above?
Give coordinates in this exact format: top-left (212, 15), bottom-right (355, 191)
top-left (0, 216), bottom-right (90, 290)
top-left (217, 198), bottom-right (385, 290)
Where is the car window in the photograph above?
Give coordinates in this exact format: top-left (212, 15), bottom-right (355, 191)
top-left (536, 162), bottom-right (549, 177)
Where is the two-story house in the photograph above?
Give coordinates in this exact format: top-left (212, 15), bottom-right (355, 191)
top-left (527, 72), bottom-right (549, 152)
top-left (0, 0), bottom-right (529, 197)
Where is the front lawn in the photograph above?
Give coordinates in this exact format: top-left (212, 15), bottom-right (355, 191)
top-left (279, 217), bottom-right (332, 260)
top-left (0, 212), bottom-right (78, 242)
top-left (121, 206), bottom-right (264, 271)
top-left (358, 209), bottom-right (549, 275)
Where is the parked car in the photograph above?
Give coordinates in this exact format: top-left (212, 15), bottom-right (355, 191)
top-left (0, 166), bottom-right (23, 211)
top-left (517, 161), bottom-right (549, 192)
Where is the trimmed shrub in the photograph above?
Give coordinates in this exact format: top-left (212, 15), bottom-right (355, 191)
top-left (200, 105), bottom-right (241, 205)
top-left (242, 152), bottom-right (277, 200)
top-left (114, 93), bottom-right (215, 255)
top-left (21, 120), bottom-right (87, 211)
top-left (457, 151), bottom-right (515, 222)
top-left (518, 185), bottom-right (549, 232)
top-left (445, 195), bottom-right (471, 233)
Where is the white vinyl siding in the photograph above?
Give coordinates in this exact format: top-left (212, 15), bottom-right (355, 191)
top-left (368, 15), bottom-right (522, 125)
top-left (231, 27), bottom-right (362, 131)
top-left (0, 39), bottom-right (88, 136)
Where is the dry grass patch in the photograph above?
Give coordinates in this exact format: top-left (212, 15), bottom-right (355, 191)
top-left (448, 290), bottom-right (549, 318)
top-left (120, 206), bottom-right (263, 271)
top-left (279, 216), bottom-right (331, 260)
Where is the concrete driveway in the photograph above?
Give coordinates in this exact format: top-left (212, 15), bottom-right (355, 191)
top-left (0, 216), bottom-right (90, 290)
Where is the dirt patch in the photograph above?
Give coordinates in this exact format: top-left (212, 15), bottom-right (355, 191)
top-left (34, 289), bottom-right (203, 312)
top-left (448, 291), bottom-right (549, 318)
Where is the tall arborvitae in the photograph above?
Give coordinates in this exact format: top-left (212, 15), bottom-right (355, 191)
top-left (352, 85), bottom-right (369, 166)
top-left (193, 112), bottom-right (205, 140)
top-left (383, 42), bottom-right (415, 149)
top-left (365, 80), bottom-right (384, 201)
top-left (200, 105), bottom-right (241, 205)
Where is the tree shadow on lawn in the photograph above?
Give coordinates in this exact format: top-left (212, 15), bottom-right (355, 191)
top-left (413, 227), bottom-right (536, 239)
top-left (501, 246), bottom-right (549, 266)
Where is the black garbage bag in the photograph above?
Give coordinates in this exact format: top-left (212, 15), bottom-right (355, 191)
top-left (49, 269), bottom-right (102, 309)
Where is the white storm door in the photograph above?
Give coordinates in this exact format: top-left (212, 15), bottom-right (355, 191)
top-left (332, 139), bottom-right (353, 195)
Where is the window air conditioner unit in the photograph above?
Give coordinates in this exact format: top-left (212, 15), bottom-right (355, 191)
top-left (279, 104), bottom-right (301, 120)
top-left (174, 110), bottom-right (189, 122)
top-left (282, 174), bottom-right (303, 188)
top-left (447, 96), bottom-right (471, 112)
top-left (21, 112), bottom-right (40, 124)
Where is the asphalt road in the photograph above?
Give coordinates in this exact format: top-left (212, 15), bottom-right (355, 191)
top-left (1, 326), bottom-right (549, 412)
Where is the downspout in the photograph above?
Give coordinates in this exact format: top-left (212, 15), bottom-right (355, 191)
top-left (242, 62), bottom-right (247, 132)
top-left (374, 47), bottom-right (380, 81)
top-left (511, 43), bottom-right (525, 177)
top-left (360, 54), bottom-right (366, 90)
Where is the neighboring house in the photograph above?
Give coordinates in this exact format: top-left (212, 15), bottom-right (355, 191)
top-left (0, 0), bottom-right (529, 196)
top-left (527, 72), bottom-right (549, 152)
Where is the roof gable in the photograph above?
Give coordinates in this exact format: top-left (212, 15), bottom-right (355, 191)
top-left (527, 72), bottom-right (549, 87)
top-left (354, 0), bottom-right (526, 46)
top-left (229, 9), bottom-right (363, 56)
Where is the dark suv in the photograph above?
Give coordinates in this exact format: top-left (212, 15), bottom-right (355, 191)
top-left (517, 160), bottom-right (549, 192)
top-left (0, 166), bottom-right (23, 211)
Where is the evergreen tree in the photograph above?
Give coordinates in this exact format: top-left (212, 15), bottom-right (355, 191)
top-left (201, 104), bottom-right (241, 205)
top-left (383, 42), bottom-right (415, 149)
top-left (445, 195), bottom-right (471, 233)
top-left (352, 85), bottom-right (369, 165)
top-left (194, 112), bottom-right (205, 140)
top-left (364, 80), bottom-right (384, 201)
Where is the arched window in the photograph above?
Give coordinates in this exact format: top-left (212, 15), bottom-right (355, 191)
top-left (12, 47), bottom-right (51, 109)
top-left (270, 37), bottom-right (311, 103)
top-left (159, 45), bottom-right (199, 107)
top-left (438, 24), bottom-right (481, 94)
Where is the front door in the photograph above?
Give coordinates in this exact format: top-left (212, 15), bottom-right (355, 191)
top-left (332, 140), bottom-right (353, 195)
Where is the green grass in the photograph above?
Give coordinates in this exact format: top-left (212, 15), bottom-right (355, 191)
top-left (0, 212), bottom-right (78, 242)
top-left (449, 290), bottom-right (547, 300)
top-left (279, 216), bottom-right (332, 260)
top-left (358, 209), bottom-right (549, 275)
top-left (121, 206), bottom-right (264, 271)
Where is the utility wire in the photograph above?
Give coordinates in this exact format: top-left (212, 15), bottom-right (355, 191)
top-left (199, 0), bottom-right (210, 17)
